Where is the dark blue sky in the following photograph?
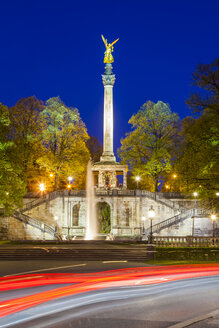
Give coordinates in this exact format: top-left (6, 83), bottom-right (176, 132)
top-left (0, 0), bottom-right (218, 156)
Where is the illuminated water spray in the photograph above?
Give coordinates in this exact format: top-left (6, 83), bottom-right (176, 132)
top-left (85, 160), bottom-right (97, 240)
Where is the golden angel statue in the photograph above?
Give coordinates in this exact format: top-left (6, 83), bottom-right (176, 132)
top-left (101, 35), bottom-right (119, 64)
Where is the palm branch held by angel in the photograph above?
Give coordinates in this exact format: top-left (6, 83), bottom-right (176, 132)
top-left (101, 35), bottom-right (119, 64)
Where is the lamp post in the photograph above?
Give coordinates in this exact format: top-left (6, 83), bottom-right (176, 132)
top-left (165, 184), bottom-right (170, 192)
top-left (193, 192), bottom-right (198, 215)
top-left (172, 174), bottom-right (177, 192)
top-left (39, 183), bottom-right (45, 198)
top-left (211, 214), bottom-right (216, 238)
top-left (135, 176), bottom-right (140, 189)
top-left (142, 216), bottom-right (146, 240)
top-left (148, 206), bottom-right (155, 244)
top-left (67, 180), bottom-right (73, 238)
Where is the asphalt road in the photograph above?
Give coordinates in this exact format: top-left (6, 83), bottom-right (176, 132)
top-left (0, 260), bottom-right (150, 277)
top-left (1, 276), bottom-right (219, 328)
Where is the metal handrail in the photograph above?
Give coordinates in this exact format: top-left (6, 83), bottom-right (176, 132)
top-left (146, 208), bottom-right (212, 234)
top-left (146, 208), bottom-right (195, 234)
top-left (13, 211), bottom-right (55, 236)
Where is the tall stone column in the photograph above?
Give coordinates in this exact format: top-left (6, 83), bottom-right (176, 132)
top-left (123, 169), bottom-right (127, 189)
top-left (100, 63), bottom-right (116, 162)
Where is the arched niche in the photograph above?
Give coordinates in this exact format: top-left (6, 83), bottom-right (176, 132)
top-left (96, 201), bottom-right (111, 234)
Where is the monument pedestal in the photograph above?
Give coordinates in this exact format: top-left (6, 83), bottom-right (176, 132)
top-left (92, 161), bottom-right (127, 189)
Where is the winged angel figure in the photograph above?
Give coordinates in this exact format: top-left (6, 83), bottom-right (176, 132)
top-left (101, 35), bottom-right (119, 64)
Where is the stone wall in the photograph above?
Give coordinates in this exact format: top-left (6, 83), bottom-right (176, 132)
top-left (1, 192), bottom-right (217, 240)
top-left (19, 194), bottom-right (178, 238)
top-left (0, 216), bottom-right (53, 240)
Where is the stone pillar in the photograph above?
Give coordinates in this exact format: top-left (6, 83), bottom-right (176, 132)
top-left (123, 169), bottom-right (127, 189)
top-left (112, 171), bottom-right (116, 188)
top-left (100, 64), bottom-right (116, 162)
top-left (99, 170), bottom-right (103, 188)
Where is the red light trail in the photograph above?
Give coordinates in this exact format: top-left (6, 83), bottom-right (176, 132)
top-left (0, 264), bottom-right (218, 318)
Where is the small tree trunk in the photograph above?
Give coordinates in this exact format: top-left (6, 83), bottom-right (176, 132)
top-left (154, 178), bottom-right (159, 192)
top-left (55, 174), bottom-right (58, 190)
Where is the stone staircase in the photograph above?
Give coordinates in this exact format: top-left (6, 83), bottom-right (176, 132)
top-left (146, 209), bottom-right (211, 234)
top-left (0, 241), bottom-right (150, 261)
top-left (12, 211), bottom-right (57, 239)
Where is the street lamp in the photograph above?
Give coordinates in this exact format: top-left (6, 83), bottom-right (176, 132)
top-left (172, 174), bottom-right (177, 191)
top-left (142, 216), bottom-right (146, 239)
top-left (193, 192), bottom-right (198, 215)
top-left (39, 183), bottom-right (45, 198)
top-left (211, 214), bottom-right (216, 238)
top-left (68, 176), bottom-right (73, 182)
top-left (135, 176), bottom-right (140, 189)
top-left (165, 185), bottom-right (170, 191)
top-left (148, 206), bottom-right (155, 244)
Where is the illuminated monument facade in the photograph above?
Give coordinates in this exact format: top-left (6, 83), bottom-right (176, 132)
top-left (92, 35), bottom-right (127, 189)
top-left (1, 35), bottom-right (214, 241)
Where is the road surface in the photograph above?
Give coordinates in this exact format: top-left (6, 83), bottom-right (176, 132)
top-left (0, 264), bottom-right (218, 327)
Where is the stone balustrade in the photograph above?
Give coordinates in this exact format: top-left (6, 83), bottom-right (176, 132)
top-left (153, 235), bottom-right (219, 247)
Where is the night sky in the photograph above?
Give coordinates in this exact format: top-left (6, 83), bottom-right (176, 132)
top-left (0, 0), bottom-right (218, 156)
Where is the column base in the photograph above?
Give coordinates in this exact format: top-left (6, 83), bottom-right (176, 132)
top-left (100, 153), bottom-right (116, 162)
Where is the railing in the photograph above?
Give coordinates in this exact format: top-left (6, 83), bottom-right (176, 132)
top-left (158, 192), bottom-right (186, 199)
top-left (21, 190), bottom-right (66, 212)
top-left (21, 189), bottom-right (179, 213)
top-left (156, 195), bottom-right (178, 210)
top-left (153, 235), bottom-right (219, 247)
top-left (13, 211), bottom-right (55, 237)
top-left (146, 208), bottom-right (195, 234)
top-left (147, 208), bottom-right (214, 234)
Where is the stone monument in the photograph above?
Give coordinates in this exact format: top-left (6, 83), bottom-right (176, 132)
top-left (92, 36), bottom-right (128, 189)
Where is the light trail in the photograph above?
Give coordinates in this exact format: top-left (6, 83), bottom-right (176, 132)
top-left (0, 264), bottom-right (218, 318)
top-left (1, 277), bottom-right (219, 328)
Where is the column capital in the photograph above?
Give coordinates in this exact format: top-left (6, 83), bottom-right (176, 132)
top-left (102, 74), bottom-right (115, 86)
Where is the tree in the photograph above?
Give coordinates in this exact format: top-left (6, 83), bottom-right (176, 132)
top-left (86, 136), bottom-right (103, 162)
top-left (38, 97), bottom-right (90, 190)
top-left (175, 114), bottom-right (219, 197)
top-left (175, 59), bottom-right (219, 204)
top-left (118, 101), bottom-right (180, 191)
top-left (160, 59), bottom-right (219, 207)
top-left (8, 96), bottom-right (45, 191)
top-left (0, 103), bottom-right (25, 215)
top-left (186, 58), bottom-right (219, 113)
